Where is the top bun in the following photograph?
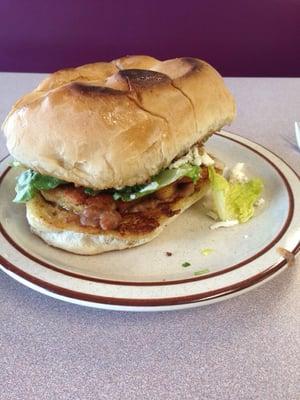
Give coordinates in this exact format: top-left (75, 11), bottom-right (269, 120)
top-left (2, 56), bottom-right (236, 189)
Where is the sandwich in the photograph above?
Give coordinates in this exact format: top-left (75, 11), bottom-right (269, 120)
top-left (2, 55), bottom-right (236, 254)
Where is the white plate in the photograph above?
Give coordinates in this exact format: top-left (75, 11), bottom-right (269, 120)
top-left (0, 131), bottom-right (299, 311)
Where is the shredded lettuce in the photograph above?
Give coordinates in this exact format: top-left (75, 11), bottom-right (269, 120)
top-left (113, 163), bottom-right (201, 201)
top-left (14, 169), bottom-right (66, 203)
top-left (194, 268), bottom-right (210, 276)
top-left (208, 166), bottom-right (263, 223)
top-left (84, 187), bottom-right (99, 196)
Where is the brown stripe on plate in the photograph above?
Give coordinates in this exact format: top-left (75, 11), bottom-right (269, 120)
top-left (0, 134), bottom-right (297, 286)
top-left (0, 243), bottom-right (299, 307)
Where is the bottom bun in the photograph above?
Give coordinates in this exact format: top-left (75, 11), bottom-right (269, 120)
top-left (26, 183), bottom-right (209, 255)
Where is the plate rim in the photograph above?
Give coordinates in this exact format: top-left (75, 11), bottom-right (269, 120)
top-left (1, 131), bottom-right (299, 310)
top-left (0, 254), bottom-right (292, 309)
top-left (0, 132), bottom-right (296, 286)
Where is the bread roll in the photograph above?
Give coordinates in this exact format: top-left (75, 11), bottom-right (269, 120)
top-left (2, 56), bottom-right (235, 189)
top-left (26, 183), bottom-right (210, 255)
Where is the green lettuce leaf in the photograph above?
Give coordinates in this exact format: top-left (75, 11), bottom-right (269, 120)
top-left (208, 166), bottom-right (263, 223)
top-left (113, 163), bottom-right (201, 201)
top-left (14, 169), bottom-right (66, 203)
top-left (14, 163), bottom-right (201, 204)
top-left (84, 187), bottom-right (99, 196)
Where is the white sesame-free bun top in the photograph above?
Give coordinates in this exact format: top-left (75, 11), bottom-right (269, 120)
top-left (2, 56), bottom-right (236, 189)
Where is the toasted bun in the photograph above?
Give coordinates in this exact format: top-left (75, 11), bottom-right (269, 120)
top-left (26, 183), bottom-right (209, 255)
top-left (3, 56), bottom-right (235, 189)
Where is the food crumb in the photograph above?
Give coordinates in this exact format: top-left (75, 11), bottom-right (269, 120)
top-left (229, 163), bottom-right (249, 184)
top-left (254, 198), bottom-right (265, 207)
top-left (210, 220), bottom-right (239, 230)
top-left (166, 252), bottom-right (173, 257)
top-left (182, 262), bottom-right (191, 268)
top-left (200, 248), bottom-right (214, 256)
top-left (194, 268), bottom-right (210, 276)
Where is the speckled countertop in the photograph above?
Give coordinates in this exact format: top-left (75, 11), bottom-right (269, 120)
top-left (0, 75), bottom-right (299, 400)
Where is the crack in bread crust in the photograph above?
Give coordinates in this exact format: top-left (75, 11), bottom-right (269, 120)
top-left (3, 55), bottom-right (236, 191)
top-left (171, 82), bottom-right (198, 133)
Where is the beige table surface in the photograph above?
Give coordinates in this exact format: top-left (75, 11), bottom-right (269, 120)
top-left (0, 74), bottom-right (299, 400)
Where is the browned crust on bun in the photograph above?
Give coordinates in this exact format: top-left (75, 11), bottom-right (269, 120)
top-left (2, 56), bottom-right (235, 189)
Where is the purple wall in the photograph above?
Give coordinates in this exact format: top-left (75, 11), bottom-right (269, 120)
top-left (1, 0), bottom-right (299, 76)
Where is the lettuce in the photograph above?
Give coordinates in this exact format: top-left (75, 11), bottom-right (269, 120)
top-left (14, 169), bottom-right (66, 203)
top-left (13, 163), bottom-right (201, 204)
top-left (113, 163), bottom-right (201, 201)
top-left (208, 167), bottom-right (263, 223)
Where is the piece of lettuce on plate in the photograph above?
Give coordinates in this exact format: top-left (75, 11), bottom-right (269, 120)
top-left (208, 166), bottom-right (263, 224)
